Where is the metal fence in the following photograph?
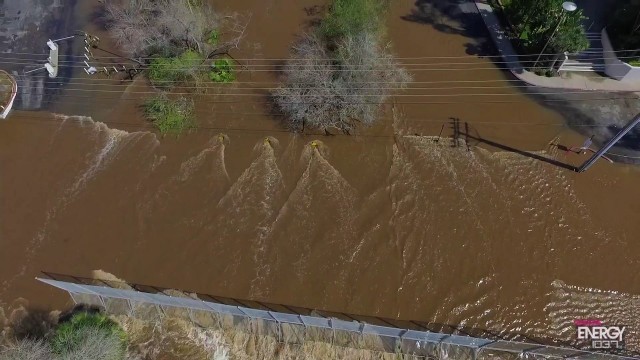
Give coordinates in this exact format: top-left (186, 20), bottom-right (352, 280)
top-left (37, 274), bottom-right (636, 360)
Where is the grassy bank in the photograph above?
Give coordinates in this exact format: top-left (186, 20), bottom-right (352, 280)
top-left (1, 310), bottom-right (127, 360)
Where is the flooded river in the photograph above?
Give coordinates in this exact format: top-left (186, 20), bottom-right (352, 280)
top-left (1, 0), bottom-right (640, 351)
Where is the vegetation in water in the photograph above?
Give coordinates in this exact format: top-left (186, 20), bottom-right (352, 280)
top-left (147, 50), bottom-right (205, 88)
top-left (273, 0), bottom-right (409, 134)
top-left (51, 312), bottom-right (127, 359)
top-left (0, 310), bottom-right (127, 360)
top-left (209, 58), bottom-right (235, 83)
top-left (320, 0), bottom-right (386, 40)
top-left (102, 0), bottom-right (251, 133)
top-left (103, 0), bottom-right (242, 59)
top-left (143, 94), bottom-right (195, 135)
top-left (207, 29), bottom-right (220, 46)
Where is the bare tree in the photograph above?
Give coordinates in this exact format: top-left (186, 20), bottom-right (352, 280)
top-left (58, 327), bottom-right (125, 360)
top-left (0, 329), bottom-right (126, 360)
top-left (273, 31), bottom-right (410, 134)
top-left (0, 339), bottom-right (52, 360)
top-left (103, 0), bottom-right (248, 59)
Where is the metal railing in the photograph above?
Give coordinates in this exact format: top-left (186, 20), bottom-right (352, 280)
top-left (37, 272), bottom-right (636, 360)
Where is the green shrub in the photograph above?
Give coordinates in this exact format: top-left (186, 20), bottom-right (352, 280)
top-left (207, 29), bottom-right (220, 46)
top-left (144, 94), bottom-right (195, 135)
top-left (320, 0), bottom-right (386, 40)
top-left (629, 59), bottom-right (640, 67)
top-left (51, 312), bottom-right (126, 359)
top-left (209, 58), bottom-right (235, 83)
top-left (147, 50), bottom-right (204, 88)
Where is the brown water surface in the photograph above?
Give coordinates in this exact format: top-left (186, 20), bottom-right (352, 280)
top-left (1, 0), bottom-right (640, 350)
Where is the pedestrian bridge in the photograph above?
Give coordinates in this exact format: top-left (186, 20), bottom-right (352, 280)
top-left (38, 272), bottom-right (637, 360)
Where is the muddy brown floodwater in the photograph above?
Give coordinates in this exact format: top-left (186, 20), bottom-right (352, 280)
top-left (1, 0), bottom-right (640, 351)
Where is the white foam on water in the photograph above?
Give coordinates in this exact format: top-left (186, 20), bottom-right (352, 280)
top-left (545, 280), bottom-right (640, 352)
top-left (264, 144), bottom-right (358, 302)
top-left (67, 122), bottom-right (138, 197)
top-left (177, 147), bottom-right (216, 182)
top-left (0, 115), bottom-right (158, 298)
top-left (212, 139), bottom-right (286, 298)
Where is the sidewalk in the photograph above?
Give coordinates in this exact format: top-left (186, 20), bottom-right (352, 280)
top-left (474, 1), bottom-right (640, 92)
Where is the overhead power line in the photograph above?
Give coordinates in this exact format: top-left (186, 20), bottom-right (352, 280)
top-left (14, 84), bottom-right (628, 98)
top-left (17, 91), bottom-right (639, 105)
top-left (4, 47), bottom-right (640, 60)
top-left (3, 52), bottom-right (640, 72)
top-left (9, 109), bottom-right (624, 130)
top-left (13, 80), bottom-right (564, 91)
top-left (12, 112), bottom-right (639, 161)
top-left (17, 75), bottom-right (530, 85)
top-left (70, 54), bottom-right (640, 65)
top-left (5, 54), bottom-right (640, 67)
top-left (4, 61), bottom-right (581, 72)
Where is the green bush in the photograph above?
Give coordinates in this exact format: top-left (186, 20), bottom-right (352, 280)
top-left (51, 312), bottom-right (126, 359)
top-left (320, 0), bottom-right (386, 40)
top-left (207, 29), bottom-right (220, 46)
top-left (144, 94), bottom-right (195, 135)
top-left (209, 58), bottom-right (235, 83)
top-left (147, 50), bottom-right (204, 88)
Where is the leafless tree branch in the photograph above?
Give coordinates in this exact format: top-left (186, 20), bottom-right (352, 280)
top-left (103, 0), bottom-right (248, 59)
top-left (273, 32), bottom-right (410, 133)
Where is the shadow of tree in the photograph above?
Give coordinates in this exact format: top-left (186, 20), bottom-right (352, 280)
top-left (401, 0), bottom-right (496, 57)
top-left (5, 307), bottom-right (57, 340)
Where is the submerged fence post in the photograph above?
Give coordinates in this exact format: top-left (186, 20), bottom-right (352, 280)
top-left (577, 112), bottom-right (640, 173)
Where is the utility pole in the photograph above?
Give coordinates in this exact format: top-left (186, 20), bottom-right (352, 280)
top-left (532, 2), bottom-right (578, 70)
top-left (577, 113), bottom-right (640, 173)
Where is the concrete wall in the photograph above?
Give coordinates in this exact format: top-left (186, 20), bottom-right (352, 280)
top-left (602, 28), bottom-right (640, 82)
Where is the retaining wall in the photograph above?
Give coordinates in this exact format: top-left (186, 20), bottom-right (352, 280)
top-left (602, 28), bottom-right (640, 82)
